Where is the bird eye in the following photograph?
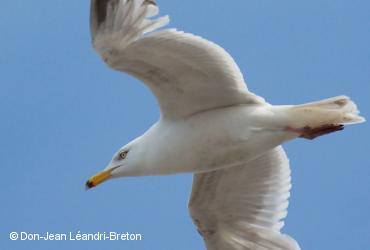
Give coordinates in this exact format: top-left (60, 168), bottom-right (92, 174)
top-left (119, 150), bottom-right (128, 160)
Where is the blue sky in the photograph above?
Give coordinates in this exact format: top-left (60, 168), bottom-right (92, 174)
top-left (1, 0), bottom-right (369, 249)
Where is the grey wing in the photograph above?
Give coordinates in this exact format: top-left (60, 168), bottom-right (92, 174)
top-left (90, 0), bottom-right (265, 119)
top-left (188, 146), bottom-right (301, 250)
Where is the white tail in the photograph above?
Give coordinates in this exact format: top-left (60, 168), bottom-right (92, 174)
top-left (289, 96), bottom-right (365, 128)
top-left (278, 96), bottom-right (365, 139)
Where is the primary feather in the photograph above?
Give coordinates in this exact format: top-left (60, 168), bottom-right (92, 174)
top-left (90, 0), bottom-right (264, 119)
top-left (189, 147), bottom-right (300, 250)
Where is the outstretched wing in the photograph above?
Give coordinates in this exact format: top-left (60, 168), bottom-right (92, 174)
top-left (188, 146), bottom-right (300, 250)
top-left (90, 0), bottom-right (264, 119)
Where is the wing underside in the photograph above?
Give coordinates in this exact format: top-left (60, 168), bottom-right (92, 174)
top-left (189, 146), bottom-right (300, 250)
top-left (90, 0), bottom-right (264, 119)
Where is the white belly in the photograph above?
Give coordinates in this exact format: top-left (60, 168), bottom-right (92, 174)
top-left (139, 105), bottom-right (294, 175)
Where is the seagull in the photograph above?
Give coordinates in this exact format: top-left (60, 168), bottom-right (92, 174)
top-left (86, 0), bottom-right (365, 249)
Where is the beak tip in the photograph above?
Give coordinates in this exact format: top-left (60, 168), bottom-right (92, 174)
top-left (85, 180), bottom-right (95, 190)
top-left (85, 168), bottom-right (115, 191)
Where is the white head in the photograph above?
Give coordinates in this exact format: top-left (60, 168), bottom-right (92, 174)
top-left (85, 138), bottom-right (146, 189)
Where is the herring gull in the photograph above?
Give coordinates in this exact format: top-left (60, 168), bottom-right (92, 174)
top-left (86, 0), bottom-right (365, 249)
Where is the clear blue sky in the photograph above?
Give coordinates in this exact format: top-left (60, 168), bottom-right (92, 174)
top-left (1, 0), bottom-right (369, 249)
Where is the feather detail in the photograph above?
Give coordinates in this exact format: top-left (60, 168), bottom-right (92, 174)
top-left (92, 0), bottom-right (169, 52)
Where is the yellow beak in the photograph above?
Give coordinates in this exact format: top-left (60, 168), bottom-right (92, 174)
top-left (85, 167), bottom-right (117, 190)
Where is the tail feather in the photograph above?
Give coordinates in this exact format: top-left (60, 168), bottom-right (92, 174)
top-left (291, 96), bottom-right (365, 128)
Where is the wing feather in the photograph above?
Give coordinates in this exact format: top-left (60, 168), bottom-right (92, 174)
top-left (90, 0), bottom-right (264, 119)
top-left (188, 146), bottom-right (300, 250)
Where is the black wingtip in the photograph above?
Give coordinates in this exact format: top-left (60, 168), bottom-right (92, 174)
top-left (91, 0), bottom-right (111, 26)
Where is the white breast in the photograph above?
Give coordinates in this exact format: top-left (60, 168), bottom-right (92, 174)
top-left (137, 105), bottom-right (292, 175)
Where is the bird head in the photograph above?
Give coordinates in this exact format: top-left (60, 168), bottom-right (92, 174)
top-left (85, 142), bottom-right (140, 189)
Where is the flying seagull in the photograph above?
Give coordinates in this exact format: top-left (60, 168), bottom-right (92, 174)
top-left (86, 0), bottom-right (365, 249)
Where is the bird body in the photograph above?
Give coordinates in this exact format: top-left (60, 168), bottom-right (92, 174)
top-left (113, 104), bottom-right (295, 176)
top-left (86, 0), bottom-right (365, 249)
top-left (110, 98), bottom-right (362, 177)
